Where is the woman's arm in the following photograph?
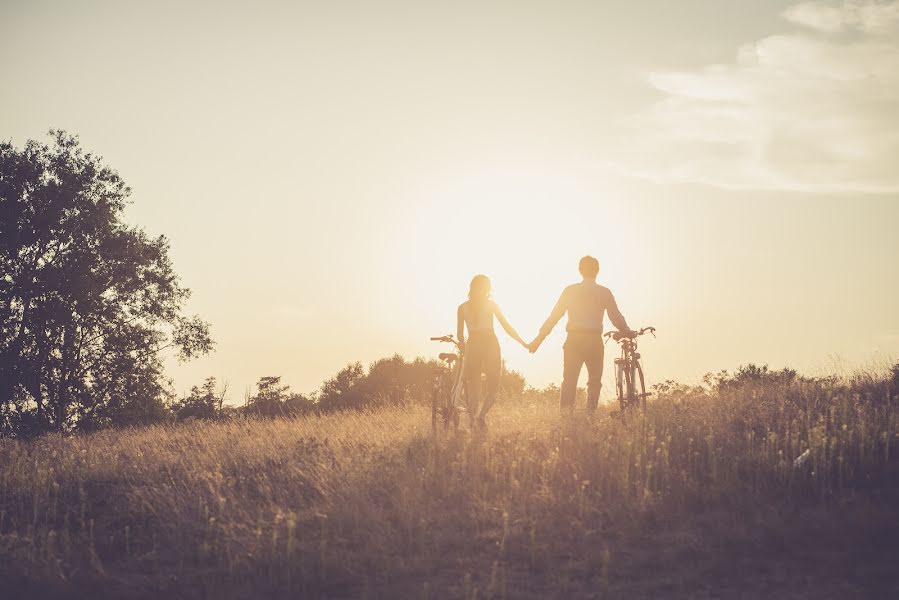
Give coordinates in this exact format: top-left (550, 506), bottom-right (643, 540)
top-left (494, 303), bottom-right (528, 348)
top-left (457, 304), bottom-right (466, 352)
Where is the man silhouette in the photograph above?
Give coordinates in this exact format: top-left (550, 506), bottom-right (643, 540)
top-left (528, 256), bottom-right (632, 416)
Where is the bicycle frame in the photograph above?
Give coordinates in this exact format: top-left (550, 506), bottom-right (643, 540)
top-left (614, 339), bottom-right (641, 402)
top-left (605, 327), bottom-right (655, 415)
top-left (430, 335), bottom-right (466, 431)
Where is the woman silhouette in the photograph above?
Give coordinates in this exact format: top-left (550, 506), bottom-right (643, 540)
top-left (457, 275), bottom-right (528, 430)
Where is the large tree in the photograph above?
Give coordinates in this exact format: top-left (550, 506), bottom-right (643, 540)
top-left (0, 130), bottom-right (212, 435)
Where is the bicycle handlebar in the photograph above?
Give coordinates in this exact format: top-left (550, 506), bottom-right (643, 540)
top-left (604, 326), bottom-right (656, 340)
top-left (430, 335), bottom-right (456, 343)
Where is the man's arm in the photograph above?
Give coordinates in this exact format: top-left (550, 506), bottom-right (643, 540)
top-left (530, 288), bottom-right (568, 350)
top-left (606, 290), bottom-right (631, 332)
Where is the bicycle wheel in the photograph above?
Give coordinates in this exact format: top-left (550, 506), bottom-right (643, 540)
top-left (446, 363), bottom-right (465, 431)
top-left (431, 378), bottom-right (443, 433)
top-left (451, 379), bottom-right (462, 430)
top-left (615, 360), bottom-right (627, 413)
top-left (624, 359), bottom-right (638, 411)
top-left (432, 373), bottom-right (453, 433)
top-left (443, 382), bottom-right (454, 431)
top-left (632, 360), bottom-right (647, 413)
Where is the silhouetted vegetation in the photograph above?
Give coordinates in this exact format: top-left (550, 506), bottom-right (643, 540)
top-left (242, 375), bottom-right (314, 418)
top-left (707, 363), bottom-right (801, 389)
top-left (171, 377), bottom-right (231, 421)
top-left (223, 355), bottom-right (526, 419)
top-left (0, 131), bottom-right (212, 437)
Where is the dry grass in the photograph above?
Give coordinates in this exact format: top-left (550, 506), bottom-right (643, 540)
top-left (2, 373), bottom-right (898, 599)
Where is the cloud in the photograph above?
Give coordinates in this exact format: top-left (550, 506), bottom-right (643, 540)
top-left (784, 0), bottom-right (899, 34)
top-left (603, 1), bottom-right (899, 193)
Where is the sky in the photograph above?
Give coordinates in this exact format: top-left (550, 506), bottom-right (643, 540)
top-left (2, 0), bottom-right (898, 402)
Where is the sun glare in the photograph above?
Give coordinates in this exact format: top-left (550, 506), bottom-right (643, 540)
top-left (383, 161), bottom-right (658, 385)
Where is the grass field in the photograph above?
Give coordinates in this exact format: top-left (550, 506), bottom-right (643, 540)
top-left (2, 371), bottom-right (898, 599)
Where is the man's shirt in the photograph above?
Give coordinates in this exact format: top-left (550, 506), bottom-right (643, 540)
top-left (539, 280), bottom-right (629, 337)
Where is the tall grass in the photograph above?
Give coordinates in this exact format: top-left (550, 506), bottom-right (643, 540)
top-left (1, 370), bottom-right (897, 598)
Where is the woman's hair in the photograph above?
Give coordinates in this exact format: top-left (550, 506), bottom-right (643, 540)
top-left (468, 274), bottom-right (492, 306)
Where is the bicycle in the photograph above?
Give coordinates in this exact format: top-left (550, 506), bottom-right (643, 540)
top-left (604, 326), bottom-right (656, 415)
top-left (429, 335), bottom-right (466, 432)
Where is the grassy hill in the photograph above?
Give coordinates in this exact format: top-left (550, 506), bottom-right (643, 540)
top-left (2, 370), bottom-right (898, 599)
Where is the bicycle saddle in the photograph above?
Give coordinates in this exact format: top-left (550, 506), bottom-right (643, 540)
top-left (439, 352), bottom-right (458, 363)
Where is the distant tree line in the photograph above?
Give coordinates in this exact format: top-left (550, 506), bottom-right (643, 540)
top-left (175, 355), bottom-right (527, 421)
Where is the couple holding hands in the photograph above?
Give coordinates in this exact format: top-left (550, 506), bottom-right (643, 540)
top-left (457, 255), bottom-right (632, 429)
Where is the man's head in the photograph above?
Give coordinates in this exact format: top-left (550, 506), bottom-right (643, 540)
top-left (579, 255), bottom-right (600, 280)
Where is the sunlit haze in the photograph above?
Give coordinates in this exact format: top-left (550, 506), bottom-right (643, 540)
top-left (3, 0), bottom-right (897, 401)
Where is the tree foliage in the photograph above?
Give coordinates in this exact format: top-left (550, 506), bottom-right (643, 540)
top-left (244, 376), bottom-right (315, 417)
top-left (703, 364), bottom-right (804, 391)
top-left (0, 131), bottom-right (212, 436)
top-left (172, 377), bottom-right (228, 421)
